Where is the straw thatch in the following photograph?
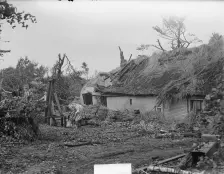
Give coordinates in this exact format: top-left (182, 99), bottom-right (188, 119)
top-left (99, 54), bottom-right (182, 96)
top-left (156, 38), bottom-right (224, 104)
top-left (99, 38), bottom-right (224, 105)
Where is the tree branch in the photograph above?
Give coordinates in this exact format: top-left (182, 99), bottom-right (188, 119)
top-left (0, 50), bottom-right (11, 53)
top-left (157, 39), bottom-right (166, 52)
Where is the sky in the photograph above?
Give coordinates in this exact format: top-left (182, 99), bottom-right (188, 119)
top-left (1, 0), bottom-right (224, 75)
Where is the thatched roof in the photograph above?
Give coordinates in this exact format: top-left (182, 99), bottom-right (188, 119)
top-left (99, 54), bottom-right (182, 96)
top-left (156, 38), bottom-right (224, 104)
top-left (99, 38), bottom-right (224, 103)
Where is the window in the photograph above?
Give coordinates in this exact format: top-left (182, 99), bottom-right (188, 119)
top-left (130, 99), bottom-right (132, 105)
top-left (156, 105), bottom-right (162, 112)
top-left (157, 107), bottom-right (162, 112)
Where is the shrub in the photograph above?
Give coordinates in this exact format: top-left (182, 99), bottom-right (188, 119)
top-left (0, 96), bottom-right (42, 141)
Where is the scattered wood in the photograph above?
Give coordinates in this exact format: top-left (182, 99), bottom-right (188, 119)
top-left (95, 149), bottom-right (134, 159)
top-left (192, 141), bottom-right (219, 158)
top-left (64, 141), bottom-right (102, 147)
top-left (182, 132), bottom-right (201, 138)
top-left (178, 152), bottom-right (192, 170)
top-left (155, 153), bottom-right (186, 165)
top-left (54, 92), bottom-right (66, 127)
top-left (135, 165), bottom-right (204, 174)
top-left (201, 134), bottom-right (221, 141)
top-left (45, 80), bottom-right (52, 123)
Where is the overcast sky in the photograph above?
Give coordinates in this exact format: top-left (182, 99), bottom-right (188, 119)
top-left (1, 0), bottom-right (224, 75)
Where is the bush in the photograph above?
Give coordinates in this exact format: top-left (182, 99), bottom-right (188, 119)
top-left (0, 96), bottom-right (42, 141)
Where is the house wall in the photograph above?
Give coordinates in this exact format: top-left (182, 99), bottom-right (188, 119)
top-left (163, 96), bottom-right (205, 120)
top-left (106, 96), bottom-right (157, 113)
top-left (163, 99), bottom-right (188, 120)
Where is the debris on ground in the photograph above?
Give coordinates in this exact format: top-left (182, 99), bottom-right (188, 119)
top-left (133, 132), bottom-right (224, 174)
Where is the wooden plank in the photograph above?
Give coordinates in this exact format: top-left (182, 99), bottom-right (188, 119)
top-left (50, 80), bottom-right (57, 126)
top-left (155, 153), bottom-right (186, 165)
top-left (54, 98), bottom-right (62, 126)
top-left (201, 134), bottom-right (221, 141)
top-left (64, 141), bottom-right (102, 147)
top-left (45, 81), bottom-right (52, 123)
top-left (134, 165), bottom-right (203, 174)
top-left (48, 80), bottom-right (54, 125)
top-left (54, 92), bottom-right (65, 127)
top-left (54, 93), bottom-right (62, 114)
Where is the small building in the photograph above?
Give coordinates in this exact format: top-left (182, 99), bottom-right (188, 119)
top-left (80, 72), bottom-right (112, 106)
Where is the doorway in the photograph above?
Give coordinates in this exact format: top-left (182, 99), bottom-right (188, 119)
top-left (82, 93), bottom-right (93, 105)
top-left (190, 100), bottom-right (203, 114)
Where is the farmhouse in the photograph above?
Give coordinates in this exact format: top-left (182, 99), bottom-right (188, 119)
top-left (80, 51), bottom-right (208, 120)
top-left (81, 39), bottom-right (224, 120)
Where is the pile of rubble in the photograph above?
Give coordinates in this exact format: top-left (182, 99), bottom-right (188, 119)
top-left (66, 104), bottom-right (136, 127)
top-left (133, 134), bottom-right (224, 174)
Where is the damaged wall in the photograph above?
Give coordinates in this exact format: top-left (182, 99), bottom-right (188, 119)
top-left (163, 96), bottom-right (205, 120)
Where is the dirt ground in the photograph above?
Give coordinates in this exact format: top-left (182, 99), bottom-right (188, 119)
top-left (0, 123), bottom-right (196, 174)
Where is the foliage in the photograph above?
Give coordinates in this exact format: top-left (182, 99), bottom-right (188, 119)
top-left (209, 33), bottom-right (223, 45)
top-left (81, 62), bottom-right (89, 79)
top-left (0, 57), bottom-right (48, 92)
top-left (51, 54), bottom-right (86, 104)
top-left (137, 16), bottom-right (202, 52)
top-left (0, 77), bottom-right (47, 140)
top-left (88, 70), bottom-right (99, 80)
top-left (0, 0), bottom-right (36, 56)
top-left (0, 97), bottom-right (42, 140)
top-left (156, 37), bottom-right (224, 105)
top-left (16, 57), bottom-right (48, 84)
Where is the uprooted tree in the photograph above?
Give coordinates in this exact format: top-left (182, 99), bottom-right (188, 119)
top-left (137, 16), bottom-right (202, 52)
top-left (0, 0), bottom-right (36, 56)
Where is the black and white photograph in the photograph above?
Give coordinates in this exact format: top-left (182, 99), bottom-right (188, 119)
top-left (1, 0), bottom-right (224, 173)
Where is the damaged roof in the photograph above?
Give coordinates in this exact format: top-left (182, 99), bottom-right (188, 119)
top-left (98, 55), bottom-right (182, 96)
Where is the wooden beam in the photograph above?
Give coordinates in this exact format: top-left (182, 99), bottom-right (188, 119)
top-left (134, 165), bottom-right (204, 174)
top-left (156, 153), bottom-right (186, 165)
top-left (45, 81), bottom-right (52, 123)
top-left (48, 81), bottom-right (54, 125)
top-left (54, 92), bottom-right (65, 127)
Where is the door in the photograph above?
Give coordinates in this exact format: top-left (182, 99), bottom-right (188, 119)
top-left (82, 93), bottom-right (93, 105)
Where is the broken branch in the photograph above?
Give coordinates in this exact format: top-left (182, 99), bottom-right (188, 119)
top-left (128, 54), bottom-right (132, 62)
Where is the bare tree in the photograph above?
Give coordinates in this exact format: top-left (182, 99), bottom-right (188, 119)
top-left (137, 16), bottom-right (202, 52)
